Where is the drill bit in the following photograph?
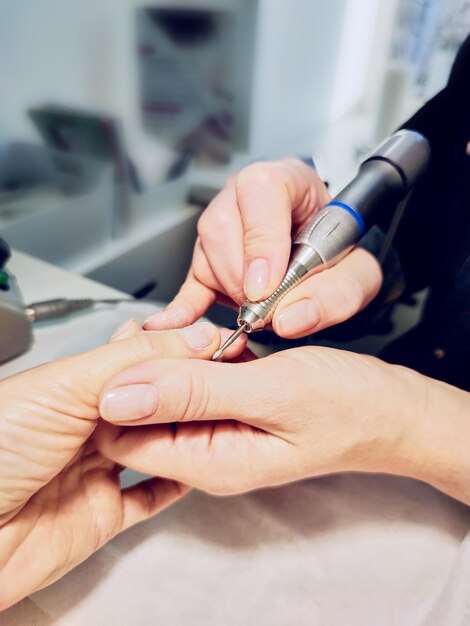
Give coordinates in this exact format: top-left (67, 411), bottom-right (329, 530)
top-left (212, 322), bottom-right (248, 361)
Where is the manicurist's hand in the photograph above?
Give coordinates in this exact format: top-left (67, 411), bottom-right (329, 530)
top-left (0, 321), bottom-right (242, 611)
top-left (97, 347), bottom-right (470, 504)
top-left (144, 159), bottom-right (383, 339)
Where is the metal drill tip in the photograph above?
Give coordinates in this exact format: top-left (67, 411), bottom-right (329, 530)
top-left (212, 323), bottom-right (248, 361)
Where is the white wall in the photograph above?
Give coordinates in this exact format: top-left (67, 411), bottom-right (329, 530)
top-left (0, 1), bottom-right (398, 174)
top-left (250, 0), bottom-right (347, 156)
top-left (0, 0), bottom-right (173, 183)
top-left (0, 1), bottom-right (122, 139)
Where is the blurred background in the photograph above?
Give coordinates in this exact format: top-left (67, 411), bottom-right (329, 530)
top-left (0, 0), bottom-right (469, 308)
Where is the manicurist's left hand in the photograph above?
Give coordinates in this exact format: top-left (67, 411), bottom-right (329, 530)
top-left (0, 321), bottom-right (242, 611)
top-left (97, 346), bottom-right (470, 504)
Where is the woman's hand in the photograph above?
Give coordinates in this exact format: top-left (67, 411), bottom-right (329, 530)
top-left (97, 346), bottom-right (470, 504)
top-left (0, 322), bottom-right (243, 611)
top-left (144, 159), bottom-right (383, 338)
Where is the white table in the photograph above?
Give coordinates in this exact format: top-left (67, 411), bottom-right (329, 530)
top-left (1, 252), bottom-right (470, 626)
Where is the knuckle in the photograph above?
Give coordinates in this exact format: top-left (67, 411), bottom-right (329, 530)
top-left (176, 362), bottom-right (210, 423)
top-left (126, 330), bottom-right (179, 361)
top-left (192, 252), bottom-right (218, 291)
top-left (236, 161), bottom-right (278, 192)
top-left (130, 331), bottom-right (162, 357)
top-left (197, 207), bottom-right (232, 242)
top-left (196, 211), bottom-right (211, 240)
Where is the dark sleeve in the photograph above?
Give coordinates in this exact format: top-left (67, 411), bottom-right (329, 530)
top-left (375, 33), bottom-right (470, 295)
top-left (317, 36), bottom-right (470, 341)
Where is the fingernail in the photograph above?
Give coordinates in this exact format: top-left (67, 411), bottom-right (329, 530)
top-left (143, 310), bottom-right (167, 326)
top-left (177, 322), bottom-right (216, 351)
top-left (245, 258), bottom-right (270, 301)
top-left (144, 308), bottom-right (189, 330)
top-left (276, 299), bottom-right (320, 336)
top-left (100, 384), bottom-right (158, 422)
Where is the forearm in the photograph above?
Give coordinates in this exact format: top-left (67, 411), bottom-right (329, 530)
top-left (376, 364), bottom-right (470, 504)
top-left (407, 372), bottom-right (470, 504)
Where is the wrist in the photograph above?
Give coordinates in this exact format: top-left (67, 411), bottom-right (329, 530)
top-left (361, 363), bottom-right (470, 503)
top-left (338, 358), bottom-right (422, 476)
top-left (401, 372), bottom-right (470, 503)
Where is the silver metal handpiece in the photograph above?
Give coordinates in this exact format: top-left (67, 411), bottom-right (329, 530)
top-left (237, 203), bottom-right (361, 333)
top-left (212, 129), bottom-right (431, 360)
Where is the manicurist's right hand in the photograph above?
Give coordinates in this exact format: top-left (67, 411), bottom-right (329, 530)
top-left (144, 159), bottom-right (383, 339)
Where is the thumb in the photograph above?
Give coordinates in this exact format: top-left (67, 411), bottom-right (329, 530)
top-left (95, 354), bottom-right (296, 493)
top-left (98, 355), bottom-right (288, 428)
top-left (273, 248), bottom-right (383, 339)
top-left (4, 323), bottom-right (223, 425)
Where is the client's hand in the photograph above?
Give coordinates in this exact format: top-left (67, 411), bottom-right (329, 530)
top-left (0, 321), bottom-right (238, 611)
top-left (97, 346), bottom-right (470, 504)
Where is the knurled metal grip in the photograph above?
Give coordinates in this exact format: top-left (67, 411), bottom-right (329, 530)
top-left (237, 260), bottom-right (313, 332)
top-left (237, 204), bottom-right (361, 332)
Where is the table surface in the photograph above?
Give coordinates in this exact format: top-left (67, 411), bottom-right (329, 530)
top-left (0, 250), bottom-right (162, 379)
top-left (1, 251), bottom-right (469, 626)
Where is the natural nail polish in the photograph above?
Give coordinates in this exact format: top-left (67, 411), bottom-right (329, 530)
top-left (245, 258), bottom-right (270, 301)
top-left (276, 299), bottom-right (320, 337)
top-left (144, 308), bottom-right (189, 329)
top-left (177, 322), bottom-right (216, 351)
top-left (100, 384), bottom-right (158, 422)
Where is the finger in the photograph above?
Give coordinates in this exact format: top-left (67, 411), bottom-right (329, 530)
top-left (144, 274), bottom-right (217, 330)
top-left (109, 319), bottom-right (142, 342)
top-left (28, 323), bottom-right (223, 423)
top-left (99, 357), bottom-right (283, 428)
top-left (96, 418), bottom-right (291, 495)
top-left (235, 160), bottom-right (330, 302)
top-left (119, 478), bottom-right (190, 532)
top-left (229, 346), bottom-right (259, 363)
top-left (272, 248), bottom-right (383, 338)
top-left (144, 241), bottom-right (219, 330)
top-left (96, 354), bottom-right (296, 493)
top-left (196, 181), bottom-right (246, 303)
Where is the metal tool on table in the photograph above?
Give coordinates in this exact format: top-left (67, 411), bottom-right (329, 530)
top-left (213, 129), bottom-right (431, 360)
top-left (25, 298), bottom-right (134, 322)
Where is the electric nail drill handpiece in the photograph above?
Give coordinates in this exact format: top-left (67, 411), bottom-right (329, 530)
top-left (213, 129), bottom-right (431, 360)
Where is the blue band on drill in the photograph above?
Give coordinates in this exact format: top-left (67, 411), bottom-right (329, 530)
top-left (326, 201), bottom-right (365, 236)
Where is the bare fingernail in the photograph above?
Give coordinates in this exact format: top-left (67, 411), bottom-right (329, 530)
top-left (100, 384), bottom-right (158, 422)
top-left (277, 299), bottom-right (320, 336)
top-left (144, 308), bottom-right (189, 329)
top-left (245, 258), bottom-right (270, 301)
top-left (177, 322), bottom-right (216, 351)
